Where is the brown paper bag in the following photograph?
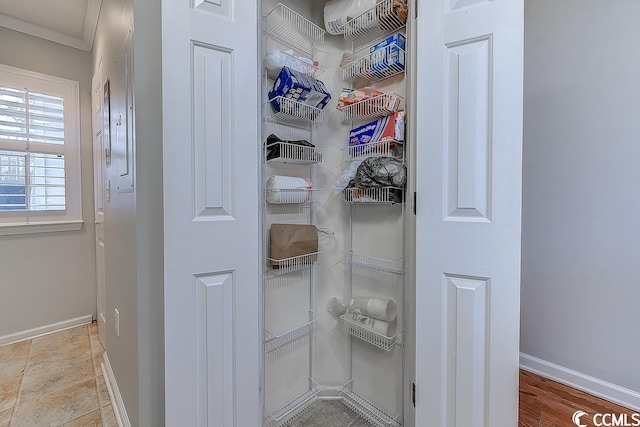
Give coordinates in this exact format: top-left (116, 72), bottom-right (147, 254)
top-left (270, 224), bottom-right (318, 267)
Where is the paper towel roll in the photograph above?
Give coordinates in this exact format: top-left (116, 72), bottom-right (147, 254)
top-left (266, 175), bottom-right (312, 204)
top-left (348, 312), bottom-right (396, 337)
top-left (324, 0), bottom-right (376, 35)
top-left (348, 297), bottom-right (397, 322)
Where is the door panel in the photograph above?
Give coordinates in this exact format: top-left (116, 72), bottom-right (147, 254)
top-left (415, 1), bottom-right (523, 426)
top-left (162, 0), bottom-right (261, 425)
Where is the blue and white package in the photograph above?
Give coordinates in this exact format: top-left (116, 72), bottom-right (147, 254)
top-left (369, 33), bottom-right (406, 75)
top-left (269, 66), bottom-right (332, 112)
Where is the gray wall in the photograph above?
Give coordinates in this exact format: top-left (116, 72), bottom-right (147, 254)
top-left (92, 0), bottom-right (163, 424)
top-left (0, 27), bottom-right (97, 337)
top-left (92, 0), bottom-right (138, 424)
top-left (522, 0), bottom-right (640, 392)
top-left (132, 0), bottom-right (164, 424)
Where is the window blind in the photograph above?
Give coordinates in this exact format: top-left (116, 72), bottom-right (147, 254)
top-left (0, 86), bottom-right (66, 212)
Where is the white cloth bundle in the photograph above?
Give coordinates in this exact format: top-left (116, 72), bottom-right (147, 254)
top-left (348, 297), bottom-right (397, 322)
top-left (324, 0), bottom-right (376, 35)
top-left (266, 175), bottom-right (312, 204)
top-left (347, 312), bottom-right (396, 337)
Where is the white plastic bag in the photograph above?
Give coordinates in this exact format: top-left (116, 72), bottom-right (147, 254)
top-left (264, 46), bottom-right (317, 76)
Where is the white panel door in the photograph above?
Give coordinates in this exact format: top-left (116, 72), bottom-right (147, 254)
top-left (415, 0), bottom-right (523, 426)
top-left (91, 66), bottom-right (107, 346)
top-left (162, 0), bottom-right (261, 426)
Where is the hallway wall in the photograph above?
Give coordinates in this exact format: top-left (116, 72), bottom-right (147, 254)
top-left (0, 27), bottom-right (96, 339)
top-left (522, 0), bottom-right (640, 397)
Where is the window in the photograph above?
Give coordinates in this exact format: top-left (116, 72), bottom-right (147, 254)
top-left (0, 64), bottom-right (82, 235)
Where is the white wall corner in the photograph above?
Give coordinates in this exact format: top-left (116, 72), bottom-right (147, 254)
top-left (520, 353), bottom-right (640, 412)
top-left (0, 315), bottom-right (93, 346)
top-left (102, 352), bottom-right (131, 427)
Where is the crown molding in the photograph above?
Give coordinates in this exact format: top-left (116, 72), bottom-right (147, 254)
top-left (0, 0), bottom-right (102, 52)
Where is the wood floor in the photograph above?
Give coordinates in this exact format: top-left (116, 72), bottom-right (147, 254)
top-left (519, 369), bottom-right (637, 426)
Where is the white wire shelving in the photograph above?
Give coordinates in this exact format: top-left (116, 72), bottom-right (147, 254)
top-left (266, 141), bottom-right (323, 165)
top-left (264, 383), bottom-right (321, 427)
top-left (340, 314), bottom-right (400, 352)
top-left (342, 186), bottom-right (404, 204)
top-left (340, 388), bottom-right (403, 427)
top-left (341, 138), bottom-right (403, 160)
top-left (266, 188), bottom-right (322, 205)
top-left (265, 49), bottom-right (324, 80)
top-left (341, 43), bottom-right (406, 85)
top-left (264, 315), bottom-right (321, 353)
top-left (342, 0), bottom-right (408, 50)
top-left (341, 250), bottom-right (404, 275)
top-left (341, 92), bottom-right (404, 122)
top-left (267, 251), bottom-right (322, 276)
top-left (265, 3), bottom-right (325, 55)
top-left (266, 97), bottom-right (325, 128)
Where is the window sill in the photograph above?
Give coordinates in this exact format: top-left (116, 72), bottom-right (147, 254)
top-left (0, 220), bottom-right (84, 236)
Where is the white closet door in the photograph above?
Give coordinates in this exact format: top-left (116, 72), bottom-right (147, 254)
top-left (414, 1), bottom-right (524, 426)
top-left (162, 1), bottom-right (261, 426)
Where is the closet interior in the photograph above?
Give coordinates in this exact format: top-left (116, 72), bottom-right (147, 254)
top-left (261, 1), bottom-right (410, 425)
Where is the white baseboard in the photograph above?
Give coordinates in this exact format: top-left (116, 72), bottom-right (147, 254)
top-left (0, 315), bottom-right (93, 346)
top-left (520, 352), bottom-right (640, 411)
top-left (102, 352), bottom-right (131, 427)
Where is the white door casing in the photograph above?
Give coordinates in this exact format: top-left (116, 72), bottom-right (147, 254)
top-left (92, 65), bottom-right (107, 346)
top-left (415, 1), bottom-right (523, 426)
top-left (162, 0), bottom-right (261, 426)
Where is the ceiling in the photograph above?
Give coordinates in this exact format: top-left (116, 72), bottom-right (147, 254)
top-left (0, 0), bottom-right (102, 52)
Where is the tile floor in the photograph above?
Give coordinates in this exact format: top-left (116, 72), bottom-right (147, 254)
top-left (0, 322), bottom-right (117, 427)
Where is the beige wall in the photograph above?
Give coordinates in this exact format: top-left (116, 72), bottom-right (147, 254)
top-left (0, 26), bottom-right (97, 337)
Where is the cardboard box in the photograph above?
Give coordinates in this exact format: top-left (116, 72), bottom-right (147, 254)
top-left (349, 112), bottom-right (401, 151)
top-left (269, 66), bottom-right (332, 112)
top-left (369, 33), bottom-right (406, 76)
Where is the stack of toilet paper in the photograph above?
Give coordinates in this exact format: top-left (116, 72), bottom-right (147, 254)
top-left (346, 297), bottom-right (397, 337)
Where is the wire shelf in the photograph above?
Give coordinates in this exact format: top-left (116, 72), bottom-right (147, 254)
top-left (342, 187), bottom-right (404, 204)
top-left (342, 0), bottom-right (408, 50)
top-left (342, 44), bottom-right (406, 85)
top-left (264, 315), bottom-right (321, 353)
top-left (265, 3), bottom-right (325, 55)
top-left (266, 188), bottom-right (322, 204)
top-left (342, 139), bottom-right (402, 160)
top-left (265, 51), bottom-right (323, 80)
top-left (340, 389), bottom-right (403, 427)
top-left (340, 314), bottom-right (400, 352)
top-left (267, 251), bottom-right (322, 276)
top-left (264, 386), bottom-right (321, 427)
top-left (266, 142), bottom-right (323, 165)
top-left (267, 97), bottom-right (324, 127)
top-left (341, 250), bottom-right (404, 275)
top-left (341, 93), bottom-right (404, 122)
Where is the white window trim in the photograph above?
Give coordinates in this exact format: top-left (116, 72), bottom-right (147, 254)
top-left (0, 64), bottom-right (83, 235)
